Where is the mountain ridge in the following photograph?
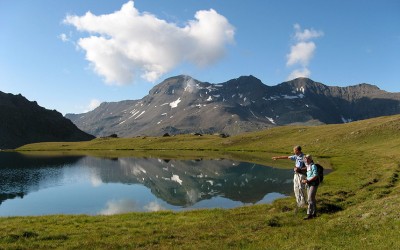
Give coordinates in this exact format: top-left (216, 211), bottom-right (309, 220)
top-left (0, 91), bottom-right (95, 149)
top-left (66, 75), bottom-right (400, 137)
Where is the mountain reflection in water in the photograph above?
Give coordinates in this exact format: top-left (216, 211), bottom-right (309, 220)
top-left (0, 152), bottom-right (293, 216)
top-left (0, 152), bottom-right (84, 205)
top-left (82, 157), bottom-right (293, 206)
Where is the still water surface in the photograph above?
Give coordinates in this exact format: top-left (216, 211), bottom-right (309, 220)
top-left (0, 152), bottom-right (293, 216)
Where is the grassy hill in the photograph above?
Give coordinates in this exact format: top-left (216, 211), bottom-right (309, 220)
top-left (2, 114), bottom-right (399, 249)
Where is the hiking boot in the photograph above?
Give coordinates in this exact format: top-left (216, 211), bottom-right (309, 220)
top-left (303, 215), bottom-right (313, 220)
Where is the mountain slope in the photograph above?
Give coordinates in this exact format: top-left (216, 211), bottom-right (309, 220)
top-left (0, 91), bottom-right (95, 149)
top-left (66, 75), bottom-right (400, 137)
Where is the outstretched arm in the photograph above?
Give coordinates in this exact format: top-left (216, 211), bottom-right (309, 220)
top-left (272, 156), bottom-right (289, 160)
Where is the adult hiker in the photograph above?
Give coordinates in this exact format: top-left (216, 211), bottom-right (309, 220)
top-left (272, 145), bottom-right (307, 208)
top-left (302, 154), bottom-right (319, 220)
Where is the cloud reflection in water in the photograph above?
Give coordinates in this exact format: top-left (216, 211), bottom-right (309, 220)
top-left (99, 199), bottom-right (138, 215)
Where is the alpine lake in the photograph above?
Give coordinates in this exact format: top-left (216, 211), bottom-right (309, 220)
top-left (0, 151), bottom-right (294, 216)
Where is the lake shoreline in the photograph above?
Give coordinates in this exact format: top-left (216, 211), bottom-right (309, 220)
top-left (1, 115), bottom-right (399, 249)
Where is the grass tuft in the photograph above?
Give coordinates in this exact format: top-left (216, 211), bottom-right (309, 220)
top-left (266, 216), bottom-right (281, 227)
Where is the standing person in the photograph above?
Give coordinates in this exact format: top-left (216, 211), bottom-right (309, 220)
top-left (272, 145), bottom-right (307, 208)
top-left (302, 154), bottom-right (319, 220)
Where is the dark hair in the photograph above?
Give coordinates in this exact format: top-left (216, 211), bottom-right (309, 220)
top-left (294, 145), bottom-right (302, 151)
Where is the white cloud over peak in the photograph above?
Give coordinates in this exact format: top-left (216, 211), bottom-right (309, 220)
top-left (286, 41), bottom-right (316, 67)
top-left (293, 23), bottom-right (324, 41)
top-left (83, 99), bottom-right (101, 113)
top-left (287, 68), bottom-right (311, 80)
top-left (286, 24), bottom-right (323, 80)
top-left (64, 1), bottom-right (235, 85)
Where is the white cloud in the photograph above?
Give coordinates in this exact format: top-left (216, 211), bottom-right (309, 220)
top-left (286, 41), bottom-right (316, 67)
top-left (90, 175), bottom-right (102, 187)
top-left (286, 24), bottom-right (323, 80)
top-left (286, 68), bottom-right (311, 80)
top-left (99, 199), bottom-right (138, 215)
top-left (293, 23), bottom-right (324, 41)
top-left (144, 201), bottom-right (165, 212)
top-left (184, 77), bottom-right (197, 93)
top-left (59, 33), bottom-right (69, 42)
top-left (64, 1), bottom-right (235, 85)
top-left (84, 99), bottom-right (101, 112)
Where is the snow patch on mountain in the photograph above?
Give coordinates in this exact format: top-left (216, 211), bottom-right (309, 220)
top-left (171, 174), bottom-right (183, 185)
top-left (341, 116), bottom-right (353, 123)
top-left (170, 98), bottom-right (181, 108)
top-left (135, 111), bottom-right (145, 119)
top-left (266, 117), bottom-right (276, 124)
top-left (282, 94), bottom-right (304, 99)
top-left (297, 86), bottom-right (305, 93)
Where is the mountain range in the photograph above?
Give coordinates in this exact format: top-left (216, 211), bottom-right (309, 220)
top-left (0, 91), bottom-right (95, 149)
top-left (66, 75), bottom-right (400, 137)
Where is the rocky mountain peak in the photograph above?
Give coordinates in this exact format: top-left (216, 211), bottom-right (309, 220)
top-left (225, 75), bottom-right (264, 88)
top-left (280, 78), bottom-right (323, 93)
top-left (149, 75), bottom-right (200, 96)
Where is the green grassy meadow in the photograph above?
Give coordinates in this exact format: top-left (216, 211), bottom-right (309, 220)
top-left (1, 114), bottom-right (400, 249)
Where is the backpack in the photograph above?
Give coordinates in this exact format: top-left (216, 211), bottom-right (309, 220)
top-left (315, 163), bottom-right (324, 184)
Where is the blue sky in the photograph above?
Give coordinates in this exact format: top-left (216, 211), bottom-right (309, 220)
top-left (1, 0), bottom-right (399, 115)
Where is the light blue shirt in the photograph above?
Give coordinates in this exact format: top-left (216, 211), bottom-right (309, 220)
top-left (306, 163), bottom-right (318, 180)
top-left (289, 153), bottom-right (304, 169)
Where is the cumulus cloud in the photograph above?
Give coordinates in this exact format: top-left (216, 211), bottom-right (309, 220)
top-left (59, 33), bottom-right (69, 42)
top-left (287, 68), bottom-right (311, 80)
top-left (286, 24), bottom-right (323, 80)
top-left (293, 23), bottom-right (324, 41)
top-left (184, 77), bottom-right (198, 93)
top-left (99, 199), bottom-right (138, 215)
top-left (63, 1), bottom-right (235, 85)
top-left (286, 41), bottom-right (316, 67)
top-left (84, 99), bottom-right (101, 112)
top-left (144, 201), bottom-right (165, 212)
